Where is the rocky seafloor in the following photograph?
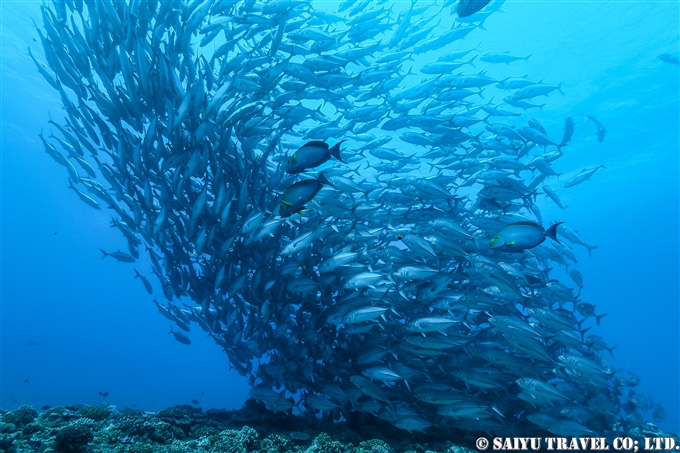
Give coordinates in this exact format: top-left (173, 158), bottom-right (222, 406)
top-left (1, 399), bottom-right (678, 453)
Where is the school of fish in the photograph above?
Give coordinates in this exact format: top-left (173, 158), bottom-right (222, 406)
top-left (32, 0), bottom-right (665, 440)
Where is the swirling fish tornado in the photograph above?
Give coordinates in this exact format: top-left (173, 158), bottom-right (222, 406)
top-left (31, 0), bottom-right (663, 438)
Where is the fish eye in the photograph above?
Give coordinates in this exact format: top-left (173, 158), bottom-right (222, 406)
top-left (477, 262), bottom-right (484, 267)
top-left (397, 235), bottom-right (403, 240)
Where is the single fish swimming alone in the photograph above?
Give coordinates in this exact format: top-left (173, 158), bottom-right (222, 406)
top-left (480, 52), bottom-right (531, 64)
top-left (563, 165), bottom-right (605, 188)
top-left (658, 53), bottom-right (679, 64)
top-left (169, 326), bottom-right (191, 345)
top-left (582, 114), bottom-right (607, 142)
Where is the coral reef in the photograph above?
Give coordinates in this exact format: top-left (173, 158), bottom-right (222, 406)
top-left (5, 405), bottom-right (39, 427)
top-left (54, 419), bottom-right (95, 452)
top-left (0, 400), bottom-right (678, 453)
top-left (77, 406), bottom-right (112, 423)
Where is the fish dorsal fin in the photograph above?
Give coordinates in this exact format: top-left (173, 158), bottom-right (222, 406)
top-left (302, 141), bottom-right (329, 149)
top-left (509, 221), bottom-right (540, 227)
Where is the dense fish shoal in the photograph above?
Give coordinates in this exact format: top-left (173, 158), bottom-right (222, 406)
top-left (29, 0), bottom-right (669, 440)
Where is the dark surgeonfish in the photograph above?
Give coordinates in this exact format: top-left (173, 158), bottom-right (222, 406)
top-left (490, 221), bottom-right (563, 252)
top-left (279, 173), bottom-right (333, 217)
top-left (286, 140), bottom-right (346, 174)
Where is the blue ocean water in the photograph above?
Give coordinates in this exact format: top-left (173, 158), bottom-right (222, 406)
top-left (1, 0), bottom-right (678, 436)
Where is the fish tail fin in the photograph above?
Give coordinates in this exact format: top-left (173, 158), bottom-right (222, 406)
top-left (545, 222), bottom-right (563, 244)
top-left (557, 81), bottom-right (565, 96)
top-left (579, 326), bottom-right (591, 342)
top-left (467, 54), bottom-right (477, 68)
top-left (586, 245), bottom-right (599, 257)
top-left (317, 172), bottom-right (332, 187)
top-left (426, 161), bottom-right (439, 173)
top-left (99, 249), bottom-right (109, 259)
top-left (524, 54), bottom-right (532, 61)
top-left (607, 345), bottom-right (617, 358)
top-left (134, 268), bottom-right (141, 279)
top-left (329, 140), bottom-right (346, 163)
top-left (595, 312), bottom-right (608, 326)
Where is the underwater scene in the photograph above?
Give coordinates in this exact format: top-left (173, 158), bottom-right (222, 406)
top-left (1, 0), bottom-right (679, 452)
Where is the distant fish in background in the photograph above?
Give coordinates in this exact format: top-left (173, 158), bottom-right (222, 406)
top-left (582, 114), bottom-right (607, 142)
top-left (134, 269), bottom-right (153, 295)
top-left (99, 249), bottom-right (135, 263)
top-left (561, 116), bottom-right (575, 146)
top-left (557, 223), bottom-right (599, 256)
top-left (653, 402), bottom-right (667, 423)
top-left (658, 53), bottom-right (679, 64)
top-left (576, 302), bottom-right (608, 327)
top-left (543, 185), bottom-right (568, 210)
top-left (569, 268), bottom-right (584, 293)
top-left (480, 51), bottom-right (531, 64)
top-left (169, 326), bottom-right (191, 345)
top-left (563, 165), bottom-right (606, 189)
